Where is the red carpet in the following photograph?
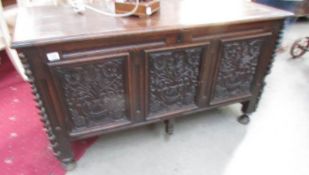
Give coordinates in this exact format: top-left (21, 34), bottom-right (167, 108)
top-left (0, 52), bottom-right (96, 175)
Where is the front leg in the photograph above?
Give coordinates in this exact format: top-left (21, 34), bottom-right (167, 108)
top-left (164, 119), bottom-right (175, 135)
top-left (62, 159), bottom-right (77, 171)
top-left (237, 114), bottom-right (250, 125)
top-left (237, 100), bottom-right (257, 125)
top-left (19, 53), bottom-right (76, 170)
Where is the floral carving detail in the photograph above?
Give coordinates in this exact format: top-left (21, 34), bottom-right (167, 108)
top-left (213, 38), bottom-right (264, 102)
top-left (55, 58), bottom-right (127, 129)
top-left (148, 47), bottom-right (204, 115)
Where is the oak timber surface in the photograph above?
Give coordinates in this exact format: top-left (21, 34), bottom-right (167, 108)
top-left (12, 0), bottom-right (292, 47)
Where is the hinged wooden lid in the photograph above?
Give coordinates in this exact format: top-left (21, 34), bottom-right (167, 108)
top-left (12, 0), bottom-right (293, 48)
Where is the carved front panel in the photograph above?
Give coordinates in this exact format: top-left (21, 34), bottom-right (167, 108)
top-left (52, 57), bottom-right (128, 129)
top-left (211, 37), bottom-right (265, 104)
top-left (147, 46), bottom-right (205, 116)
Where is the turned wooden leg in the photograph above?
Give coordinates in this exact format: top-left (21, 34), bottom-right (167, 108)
top-left (237, 114), bottom-right (250, 125)
top-left (18, 53), bottom-right (76, 171)
top-left (238, 101), bottom-right (253, 125)
top-left (164, 119), bottom-right (174, 135)
top-left (62, 158), bottom-right (77, 171)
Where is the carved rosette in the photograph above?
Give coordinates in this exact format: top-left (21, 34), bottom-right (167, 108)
top-left (148, 47), bottom-right (204, 115)
top-left (55, 58), bottom-right (128, 129)
top-left (212, 38), bottom-right (264, 103)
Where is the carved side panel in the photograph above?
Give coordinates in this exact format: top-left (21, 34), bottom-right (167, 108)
top-left (52, 57), bottom-right (128, 130)
top-left (211, 37), bottom-right (265, 104)
top-left (147, 46), bottom-right (205, 116)
top-left (18, 52), bottom-right (74, 163)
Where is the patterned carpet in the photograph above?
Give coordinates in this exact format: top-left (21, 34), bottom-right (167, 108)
top-left (0, 52), bottom-right (96, 175)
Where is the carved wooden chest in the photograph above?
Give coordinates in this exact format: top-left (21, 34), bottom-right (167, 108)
top-left (12, 0), bottom-right (292, 169)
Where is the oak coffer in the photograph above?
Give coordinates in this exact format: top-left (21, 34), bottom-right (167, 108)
top-left (12, 0), bottom-right (292, 169)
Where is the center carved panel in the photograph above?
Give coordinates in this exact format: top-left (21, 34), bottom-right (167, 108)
top-left (212, 38), bottom-right (264, 103)
top-left (54, 57), bottom-right (128, 129)
top-left (147, 47), bottom-right (204, 116)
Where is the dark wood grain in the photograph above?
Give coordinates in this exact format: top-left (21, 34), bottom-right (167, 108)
top-left (210, 33), bottom-right (272, 105)
top-left (144, 43), bottom-right (208, 119)
top-left (12, 0), bottom-right (292, 48)
top-left (48, 53), bottom-right (131, 131)
top-left (12, 0), bottom-right (291, 170)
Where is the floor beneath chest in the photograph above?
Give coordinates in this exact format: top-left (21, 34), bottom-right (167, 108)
top-left (67, 21), bottom-right (309, 175)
